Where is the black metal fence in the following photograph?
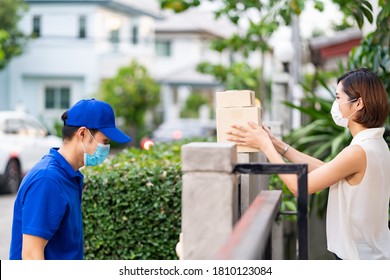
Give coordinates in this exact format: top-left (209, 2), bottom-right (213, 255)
top-left (233, 163), bottom-right (309, 260)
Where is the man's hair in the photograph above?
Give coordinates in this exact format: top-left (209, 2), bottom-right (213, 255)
top-left (61, 111), bottom-right (98, 141)
top-left (337, 68), bottom-right (389, 128)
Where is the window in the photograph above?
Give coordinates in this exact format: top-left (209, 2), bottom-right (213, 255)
top-left (131, 24), bottom-right (138, 45)
top-left (32, 15), bottom-right (41, 37)
top-left (4, 118), bottom-right (46, 137)
top-left (79, 15), bottom-right (87, 38)
top-left (110, 29), bottom-right (120, 44)
top-left (45, 86), bottom-right (70, 109)
top-left (156, 40), bottom-right (171, 57)
top-left (3, 119), bottom-right (24, 135)
top-left (24, 119), bottom-right (47, 137)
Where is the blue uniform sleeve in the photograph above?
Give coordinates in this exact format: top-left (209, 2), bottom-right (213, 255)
top-left (22, 178), bottom-right (68, 240)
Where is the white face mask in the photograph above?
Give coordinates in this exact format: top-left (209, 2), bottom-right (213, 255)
top-left (331, 99), bottom-right (357, 128)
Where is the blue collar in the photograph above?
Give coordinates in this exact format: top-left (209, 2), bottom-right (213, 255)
top-left (49, 148), bottom-right (84, 180)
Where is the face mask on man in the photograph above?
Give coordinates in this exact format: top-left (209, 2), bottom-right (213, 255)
top-left (81, 130), bottom-right (110, 166)
top-left (331, 99), bottom-right (357, 128)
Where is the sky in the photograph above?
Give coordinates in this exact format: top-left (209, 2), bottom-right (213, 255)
top-left (299, 0), bottom-right (343, 38)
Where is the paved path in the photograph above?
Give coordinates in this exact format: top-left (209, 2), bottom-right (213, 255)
top-left (0, 194), bottom-right (15, 260)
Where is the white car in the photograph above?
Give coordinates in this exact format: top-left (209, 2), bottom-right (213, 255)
top-left (0, 111), bottom-right (62, 194)
top-left (152, 118), bottom-right (216, 143)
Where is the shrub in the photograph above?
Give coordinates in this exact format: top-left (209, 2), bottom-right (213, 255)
top-left (82, 142), bottom-right (183, 260)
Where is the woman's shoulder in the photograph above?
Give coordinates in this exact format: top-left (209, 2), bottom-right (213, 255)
top-left (341, 144), bottom-right (366, 157)
top-left (332, 145), bottom-right (366, 172)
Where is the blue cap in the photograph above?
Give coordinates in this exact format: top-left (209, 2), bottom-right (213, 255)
top-left (66, 98), bottom-right (131, 144)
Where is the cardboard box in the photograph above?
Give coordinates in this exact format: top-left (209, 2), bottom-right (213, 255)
top-left (216, 106), bottom-right (262, 153)
top-left (216, 90), bottom-right (255, 108)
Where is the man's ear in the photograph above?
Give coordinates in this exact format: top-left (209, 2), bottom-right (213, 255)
top-left (77, 127), bottom-right (87, 140)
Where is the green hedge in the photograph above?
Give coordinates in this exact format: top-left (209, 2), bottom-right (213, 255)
top-left (82, 142), bottom-right (183, 260)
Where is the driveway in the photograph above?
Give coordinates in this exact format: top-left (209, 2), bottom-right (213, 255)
top-left (0, 194), bottom-right (15, 260)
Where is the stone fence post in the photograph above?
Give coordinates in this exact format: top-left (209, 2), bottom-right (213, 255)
top-left (181, 142), bottom-right (238, 259)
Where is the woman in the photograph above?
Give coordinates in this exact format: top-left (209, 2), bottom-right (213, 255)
top-left (227, 68), bottom-right (390, 260)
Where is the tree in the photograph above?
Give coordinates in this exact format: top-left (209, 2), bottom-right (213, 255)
top-left (159, 0), bottom-right (375, 107)
top-left (161, 0), bottom-right (282, 104)
top-left (180, 92), bottom-right (209, 118)
top-left (197, 61), bottom-right (259, 90)
top-left (98, 60), bottom-right (160, 143)
top-left (0, 0), bottom-right (28, 70)
top-left (348, 1), bottom-right (390, 101)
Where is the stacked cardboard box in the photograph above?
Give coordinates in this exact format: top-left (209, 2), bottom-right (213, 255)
top-left (216, 90), bottom-right (262, 153)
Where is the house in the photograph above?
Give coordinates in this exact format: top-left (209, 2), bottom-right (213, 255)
top-left (152, 7), bottom-right (237, 121)
top-left (0, 0), bottom-right (161, 130)
top-left (308, 28), bottom-right (363, 70)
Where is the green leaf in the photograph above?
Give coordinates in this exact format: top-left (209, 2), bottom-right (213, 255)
top-left (284, 201), bottom-right (297, 212)
top-left (362, 0), bottom-right (373, 12)
top-left (354, 10), bottom-right (364, 29)
top-left (361, 6), bottom-right (373, 24)
top-left (314, 0), bottom-right (324, 12)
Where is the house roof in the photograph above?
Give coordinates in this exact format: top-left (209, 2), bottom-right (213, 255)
top-left (155, 9), bottom-right (237, 39)
top-left (308, 29), bottom-right (362, 49)
top-left (115, 0), bottom-right (162, 17)
top-left (308, 28), bottom-right (362, 66)
top-left (25, 0), bottom-right (163, 19)
top-left (155, 64), bottom-right (220, 87)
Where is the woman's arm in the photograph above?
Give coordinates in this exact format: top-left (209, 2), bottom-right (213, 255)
top-left (227, 122), bottom-right (366, 196)
top-left (262, 125), bottom-right (324, 172)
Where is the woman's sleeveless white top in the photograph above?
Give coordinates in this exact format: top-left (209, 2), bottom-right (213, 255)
top-left (327, 127), bottom-right (390, 259)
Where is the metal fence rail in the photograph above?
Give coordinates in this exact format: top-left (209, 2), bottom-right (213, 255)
top-left (217, 190), bottom-right (282, 260)
top-left (233, 163), bottom-right (309, 260)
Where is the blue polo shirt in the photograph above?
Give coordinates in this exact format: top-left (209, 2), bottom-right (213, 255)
top-left (9, 148), bottom-right (84, 260)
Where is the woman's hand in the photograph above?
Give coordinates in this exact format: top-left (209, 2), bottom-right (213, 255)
top-left (226, 121), bottom-right (273, 152)
top-left (263, 125), bottom-right (276, 143)
top-left (262, 125), bottom-right (285, 154)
